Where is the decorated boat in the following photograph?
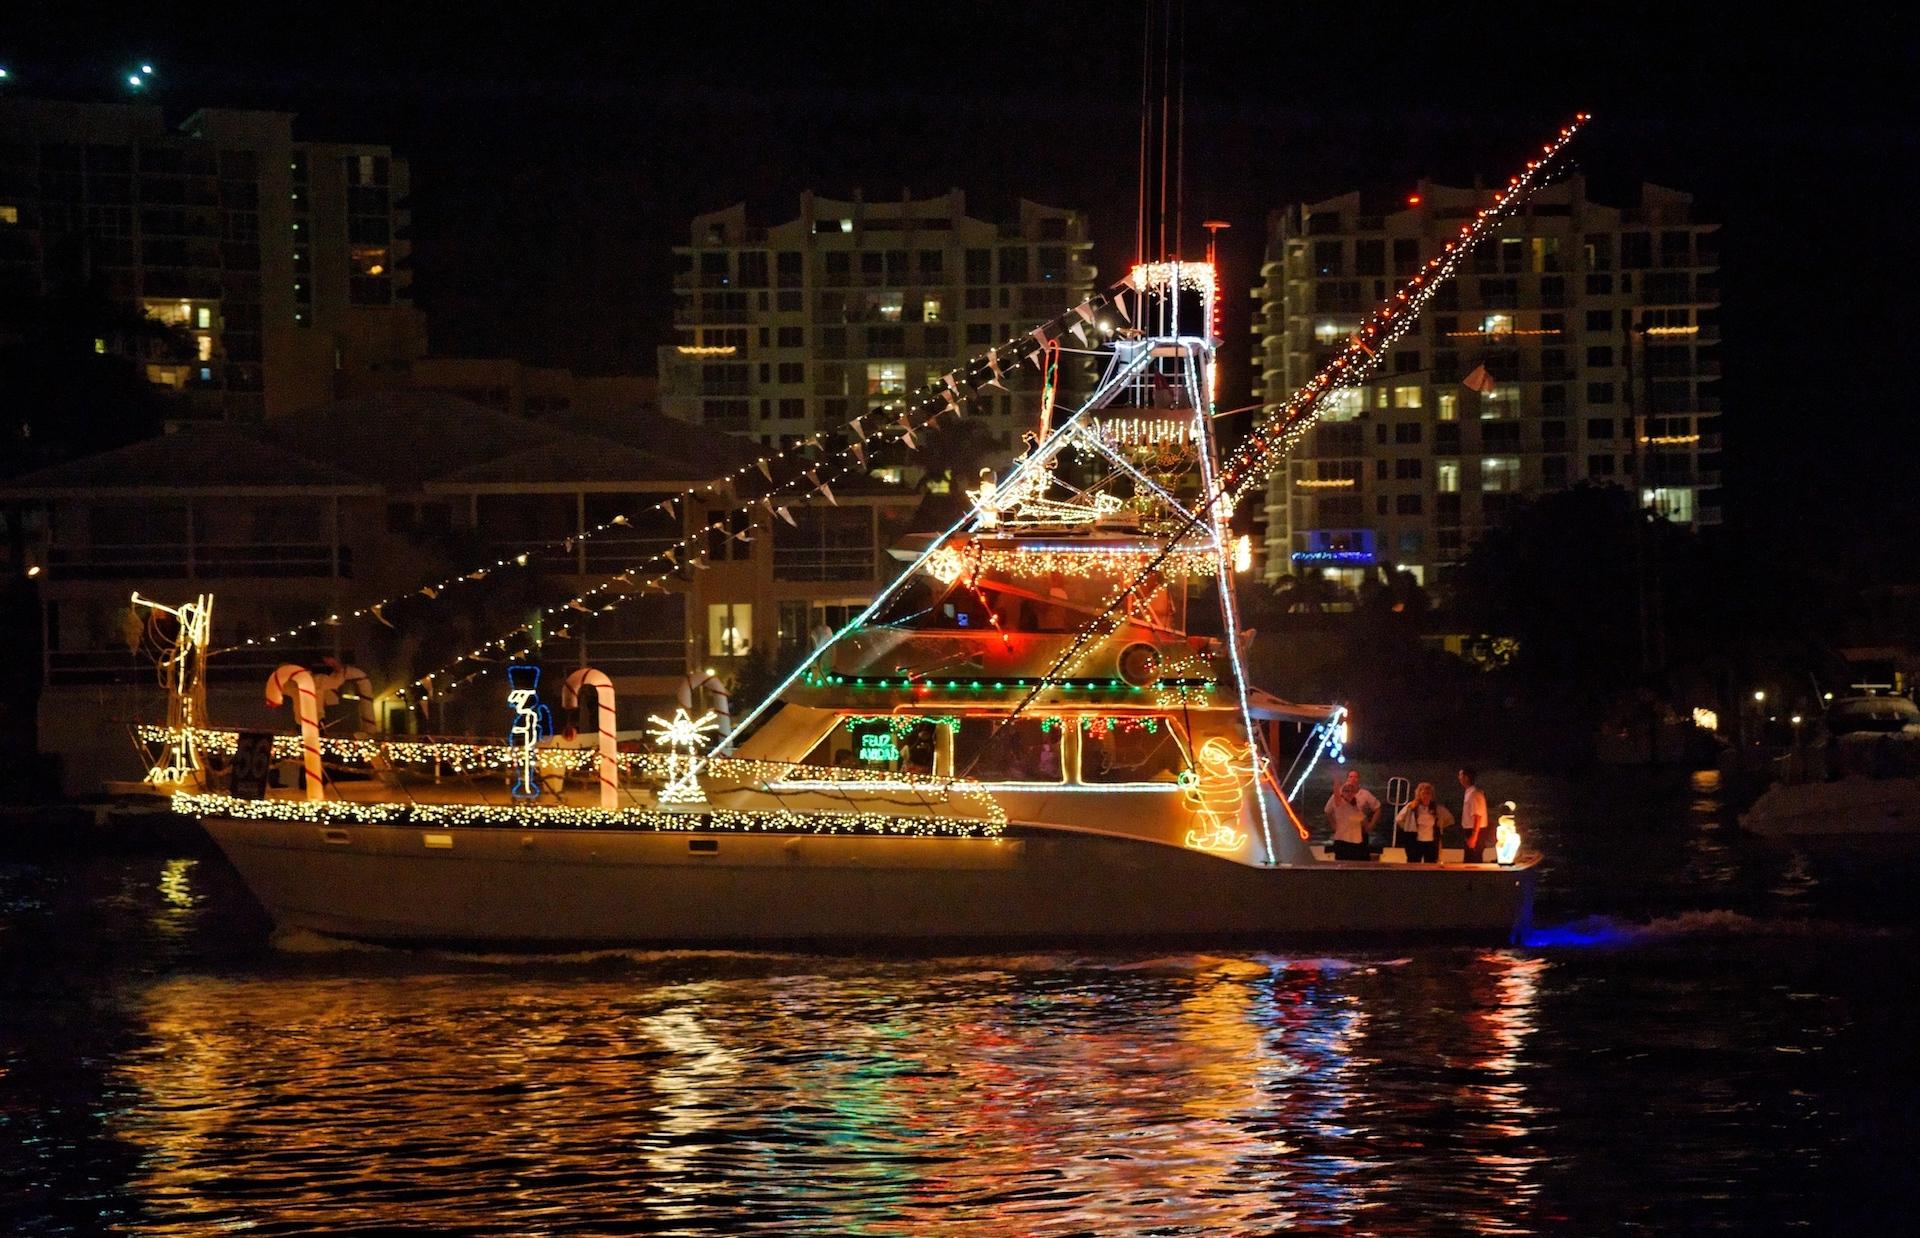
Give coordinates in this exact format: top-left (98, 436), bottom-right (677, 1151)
top-left (124, 118), bottom-right (1590, 947)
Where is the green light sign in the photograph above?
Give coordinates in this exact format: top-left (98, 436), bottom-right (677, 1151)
top-left (857, 732), bottom-right (900, 762)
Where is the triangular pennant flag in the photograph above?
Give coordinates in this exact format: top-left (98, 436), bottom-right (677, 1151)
top-left (819, 483), bottom-right (836, 506)
top-left (1069, 320), bottom-right (1088, 344)
top-left (568, 600), bottom-right (593, 614)
top-left (1030, 326), bottom-right (1049, 350)
top-left (805, 467), bottom-right (820, 485)
top-left (775, 505), bottom-right (797, 527)
top-left (850, 441), bottom-right (866, 466)
top-left (944, 372), bottom-right (961, 393)
top-left (850, 418), bottom-right (868, 441)
top-left (1114, 290), bottom-right (1132, 323)
top-left (664, 547), bottom-right (678, 563)
top-left (369, 603), bottom-right (394, 629)
top-left (1462, 364), bottom-right (1497, 394)
top-left (941, 389), bottom-right (960, 413)
top-left (733, 529), bottom-right (751, 542)
top-left (1028, 349), bottom-right (1044, 369)
top-left (661, 498), bottom-right (677, 519)
top-left (1073, 300), bottom-right (1096, 323)
top-left (610, 514), bottom-right (630, 526)
top-left (903, 429), bottom-right (918, 450)
top-left (984, 353), bottom-right (1007, 390)
top-left (418, 586), bottom-right (439, 599)
top-left (755, 458), bottom-right (772, 481)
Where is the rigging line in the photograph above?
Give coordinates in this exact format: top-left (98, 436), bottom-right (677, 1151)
top-left (1174, 0), bottom-right (1185, 258)
top-left (1137, 0), bottom-right (1151, 269)
top-left (1158, 0), bottom-right (1171, 261)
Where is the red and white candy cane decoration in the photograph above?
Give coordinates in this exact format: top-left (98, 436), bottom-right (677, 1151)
top-left (265, 664), bottom-right (324, 801)
top-left (562, 667), bottom-right (618, 810)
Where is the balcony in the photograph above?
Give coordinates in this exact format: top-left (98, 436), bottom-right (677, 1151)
top-left (47, 642), bottom-right (337, 686)
top-left (46, 542), bottom-right (340, 579)
top-left (578, 638), bottom-right (686, 679)
top-left (772, 546), bottom-right (879, 583)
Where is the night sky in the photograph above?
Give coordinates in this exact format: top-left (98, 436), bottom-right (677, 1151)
top-left (9, 1), bottom-right (1917, 577)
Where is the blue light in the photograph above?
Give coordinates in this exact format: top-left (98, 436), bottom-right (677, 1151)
top-left (1522, 917), bottom-right (1636, 949)
top-left (1291, 550), bottom-right (1375, 565)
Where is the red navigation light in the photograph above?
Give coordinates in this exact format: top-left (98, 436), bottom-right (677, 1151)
top-left (1407, 194), bottom-right (1422, 207)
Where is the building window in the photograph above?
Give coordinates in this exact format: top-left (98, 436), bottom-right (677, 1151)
top-left (708, 603), bottom-right (752, 657)
top-left (1588, 454), bottom-right (1616, 476)
top-left (1480, 313), bottom-right (1513, 336)
top-left (1395, 457), bottom-right (1423, 479)
top-left (777, 361), bottom-right (804, 384)
top-left (1543, 456), bottom-right (1570, 488)
top-left (1393, 423), bottom-right (1422, 446)
top-left (1392, 385), bottom-right (1423, 409)
top-left (1321, 388), bottom-right (1364, 422)
top-left (1396, 493), bottom-right (1424, 515)
top-left (1587, 345), bottom-right (1614, 368)
top-left (1586, 417), bottom-right (1616, 440)
top-left (1480, 385), bottom-right (1521, 419)
top-left (866, 362), bottom-right (906, 396)
top-left (1481, 456), bottom-right (1521, 493)
top-left (922, 296), bottom-right (943, 323)
top-left (1436, 392), bottom-right (1458, 422)
top-left (1644, 487), bottom-right (1695, 522)
top-left (999, 247), bottom-right (1029, 282)
top-left (1436, 460), bottom-right (1461, 494)
top-left (1483, 421), bottom-right (1522, 449)
top-left (1587, 382), bottom-right (1615, 404)
top-left (1586, 309), bottom-right (1612, 332)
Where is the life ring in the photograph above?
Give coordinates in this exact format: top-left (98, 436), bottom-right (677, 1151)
top-left (1116, 642), bottom-right (1161, 688)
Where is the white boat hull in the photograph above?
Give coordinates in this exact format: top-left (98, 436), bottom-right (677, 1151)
top-left (200, 817), bottom-right (1538, 946)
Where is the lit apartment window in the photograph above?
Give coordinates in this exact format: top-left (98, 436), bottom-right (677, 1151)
top-left (1481, 457), bottom-right (1521, 493)
top-left (1643, 488), bottom-right (1695, 522)
top-left (1321, 389), bottom-right (1364, 421)
top-left (872, 291), bottom-right (903, 322)
top-left (1374, 387), bottom-right (1389, 410)
top-left (1480, 313), bottom-right (1513, 335)
top-left (708, 603), bottom-right (753, 657)
top-left (1479, 385), bottom-right (1521, 419)
top-left (0, 205), bottom-right (17, 225)
top-left (866, 362), bottom-right (906, 397)
top-left (1313, 320), bottom-right (1357, 345)
top-left (922, 297), bottom-right (943, 323)
top-left (1392, 385), bottom-right (1423, 409)
top-left (1436, 392), bottom-right (1458, 422)
top-left (196, 335), bottom-right (213, 361)
top-left (1436, 460), bottom-right (1461, 493)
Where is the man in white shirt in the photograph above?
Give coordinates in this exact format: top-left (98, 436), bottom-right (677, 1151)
top-left (1323, 769), bottom-right (1381, 861)
top-left (1459, 766), bottom-right (1489, 861)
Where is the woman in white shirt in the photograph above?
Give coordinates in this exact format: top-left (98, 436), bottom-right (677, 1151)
top-left (1393, 781), bottom-right (1454, 863)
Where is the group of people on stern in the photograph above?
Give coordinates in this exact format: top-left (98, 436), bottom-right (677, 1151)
top-left (1322, 767), bottom-right (1493, 863)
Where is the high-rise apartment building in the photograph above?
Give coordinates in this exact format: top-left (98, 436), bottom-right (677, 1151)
top-left (1254, 177), bottom-right (1721, 587)
top-left (660, 191), bottom-right (1094, 446)
top-left (0, 97), bottom-right (425, 420)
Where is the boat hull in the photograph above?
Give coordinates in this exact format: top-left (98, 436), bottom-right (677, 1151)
top-left (200, 817), bottom-right (1537, 947)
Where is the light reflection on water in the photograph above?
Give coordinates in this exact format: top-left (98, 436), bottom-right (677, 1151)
top-left (105, 951), bottom-right (1551, 1234)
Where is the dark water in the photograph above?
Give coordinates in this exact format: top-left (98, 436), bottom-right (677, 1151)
top-left (2, 768), bottom-right (1915, 1234)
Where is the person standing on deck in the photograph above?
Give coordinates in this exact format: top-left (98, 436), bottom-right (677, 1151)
top-left (1394, 781), bottom-right (1454, 863)
top-left (1459, 766), bottom-right (1490, 860)
top-left (1323, 769), bottom-right (1380, 861)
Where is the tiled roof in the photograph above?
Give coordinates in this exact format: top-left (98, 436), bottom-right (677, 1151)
top-left (0, 425), bottom-right (373, 493)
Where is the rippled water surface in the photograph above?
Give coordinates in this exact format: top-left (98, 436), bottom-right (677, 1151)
top-left (3, 768), bottom-right (1915, 1234)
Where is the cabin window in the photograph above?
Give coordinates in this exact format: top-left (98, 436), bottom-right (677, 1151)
top-left (951, 717), bottom-right (1064, 783)
top-left (1079, 716), bottom-right (1186, 784)
top-left (803, 717), bottom-right (942, 774)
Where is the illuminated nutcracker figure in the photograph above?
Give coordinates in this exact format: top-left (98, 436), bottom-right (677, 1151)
top-left (505, 665), bottom-right (552, 799)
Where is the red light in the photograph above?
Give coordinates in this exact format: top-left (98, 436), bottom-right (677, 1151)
top-left (1407, 194), bottom-right (1422, 206)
